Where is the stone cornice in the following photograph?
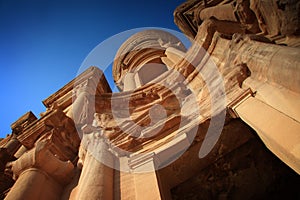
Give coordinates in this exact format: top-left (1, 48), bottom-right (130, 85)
top-left (10, 111), bottom-right (37, 134)
top-left (42, 66), bottom-right (111, 110)
top-left (174, 0), bottom-right (203, 39)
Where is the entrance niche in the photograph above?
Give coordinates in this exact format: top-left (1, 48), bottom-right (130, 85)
top-left (136, 58), bottom-right (168, 86)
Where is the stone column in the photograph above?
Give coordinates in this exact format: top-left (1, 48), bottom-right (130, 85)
top-left (123, 72), bottom-right (137, 91)
top-left (161, 47), bottom-right (186, 69)
top-left (13, 145), bottom-right (28, 158)
top-left (75, 132), bottom-right (114, 200)
top-left (5, 168), bottom-right (62, 200)
top-left (5, 139), bottom-right (74, 200)
top-left (226, 35), bottom-right (300, 174)
top-left (3, 134), bottom-right (20, 156)
top-left (235, 37), bottom-right (300, 94)
top-left (134, 73), bottom-right (142, 88)
top-left (67, 78), bottom-right (96, 126)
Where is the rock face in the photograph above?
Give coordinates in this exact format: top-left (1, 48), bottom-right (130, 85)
top-left (174, 0), bottom-right (300, 46)
top-left (1, 0), bottom-right (300, 199)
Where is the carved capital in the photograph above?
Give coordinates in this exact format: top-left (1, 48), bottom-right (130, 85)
top-left (73, 78), bottom-right (97, 98)
top-left (18, 109), bottom-right (80, 157)
top-left (78, 131), bottom-right (115, 168)
top-left (11, 138), bottom-right (74, 185)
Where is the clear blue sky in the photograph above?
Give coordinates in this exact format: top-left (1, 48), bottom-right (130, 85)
top-left (0, 0), bottom-right (186, 137)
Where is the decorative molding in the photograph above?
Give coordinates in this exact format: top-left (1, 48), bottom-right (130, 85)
top-left (42, 66), bottom-right (111, 110)
top-left (227, 88), bottom-right (254, 118)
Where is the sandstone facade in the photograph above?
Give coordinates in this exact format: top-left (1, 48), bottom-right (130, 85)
top-left (1, 0), bottom-right (300, 199)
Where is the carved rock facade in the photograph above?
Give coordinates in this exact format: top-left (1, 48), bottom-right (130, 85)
top-left (1, 0), bottom-right (300, 199)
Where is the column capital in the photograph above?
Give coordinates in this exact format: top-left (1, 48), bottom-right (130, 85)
top-left (18, 109), bottom-right (80, 159)
top-left (12, 138), bottom-right (74, 185)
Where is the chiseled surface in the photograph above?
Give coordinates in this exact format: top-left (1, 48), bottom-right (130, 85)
top-left (0, 0), bottom-right (300, 199)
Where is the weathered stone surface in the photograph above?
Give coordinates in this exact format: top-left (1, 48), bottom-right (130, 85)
top-left (5, 138), bottom-right (74, 200)
top-left (0, 0), bottom-right (299, 199)
top-left (174, 0), bottom-right (300, 46)
top-left (10, 111), bottom-right (37, 135)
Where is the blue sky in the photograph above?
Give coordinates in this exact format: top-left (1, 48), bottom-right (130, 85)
top-left (0, 0), bottom-right (186, 137)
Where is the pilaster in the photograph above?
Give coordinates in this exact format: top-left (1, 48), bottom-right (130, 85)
top-left (129, 153), bottom-right (163, 200)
